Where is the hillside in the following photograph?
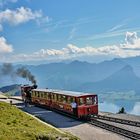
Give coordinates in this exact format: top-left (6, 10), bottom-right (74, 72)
top-left (78, 65), bottom-right (140, 93)
top-left (0, 84), bottom-right (20, 96)
top-left (0, 102), bottom-right (78, 140)
top-left (0, 84), bottom-right (20, 93)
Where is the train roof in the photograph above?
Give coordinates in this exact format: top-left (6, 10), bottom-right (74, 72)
top-left (32, 88), bottom-right (96, 97)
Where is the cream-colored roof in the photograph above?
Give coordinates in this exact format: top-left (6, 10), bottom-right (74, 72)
top-left (32, 88), bottom-right (96, 97)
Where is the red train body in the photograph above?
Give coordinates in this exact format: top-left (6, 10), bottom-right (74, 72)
top-left (21, 86), bottom-right (98, 118)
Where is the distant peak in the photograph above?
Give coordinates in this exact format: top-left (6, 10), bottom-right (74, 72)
top-left (121, 65), bottom-right (133, 71)
top-left (71, 60), bottom-right (81, 63)
top-left (70, 60), bottom-right (88, 65)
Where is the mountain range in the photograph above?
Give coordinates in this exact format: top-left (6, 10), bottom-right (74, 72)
top-left (1, 56), bottom-right (140, 94)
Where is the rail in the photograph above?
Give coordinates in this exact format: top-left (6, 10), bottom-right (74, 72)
top-left (89, 118), bottom-right (140, 140)
top-left (92, 115), bottom-right (140, 127)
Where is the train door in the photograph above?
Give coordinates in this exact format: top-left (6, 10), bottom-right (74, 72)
top-left (77, 97), bottom-right (86, 117)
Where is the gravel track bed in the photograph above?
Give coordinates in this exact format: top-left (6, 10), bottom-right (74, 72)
top-left (96, 118), bottom-right (140, 134)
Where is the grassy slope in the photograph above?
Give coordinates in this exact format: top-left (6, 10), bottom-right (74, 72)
top-left (0, 102), bottom-right (78, 140)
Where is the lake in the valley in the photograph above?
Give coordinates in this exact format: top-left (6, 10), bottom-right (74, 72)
top-left (99, 100), bottom-right (140, 115)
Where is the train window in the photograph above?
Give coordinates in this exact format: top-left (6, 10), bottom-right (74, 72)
top-left (52, 94), bottom-right (55, 100)
top-left (79, 98), bottom-right (84, 105)
top-left (41, 92), bottom-right (44, 98)
top-left (67, 97), bottom-right (70, 104)
top-left (71, 97), bottom-right (75, 103)
top-left (58, 95), bottom-right (61, 102)
top-left (60, 95), bottom-right (63, 102)
top-left (44, 92), bottom-right (47, 99)
top-left (33, 92), bottom-right (35, 97)
top-left (62, 95), bottom-right (66, 103)
top-left (86, 97), bottom-right (93, 105)
top-left (46, 92), bottom-right (49, 99)
top-left (65, 96), bottom-right (68, 103)
top-left (57, 95), bottom-right (65, 102)
top-left (51, 93), bottom-right (53, 99)
top-left (93, 96), bottom-right (97, 104)
top-left (67, 96), bottom-right (74, 104)
top-left (44, 92), bottom-right (46, 98)
top-left (37, 92), bottom-right (39, 97)
top-left (54, 94), bottom-right (57, 101)
top-left (47, 93), bottom-right (50, 99)
top-left (35, 91), bottom-right (37, 97)
top-left (55, 94), bottom-right (58, 101)
top-left (47, 93), bottom-right (49, 99)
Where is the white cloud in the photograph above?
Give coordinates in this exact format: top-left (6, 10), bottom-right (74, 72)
top-left (0, 7), bottom-right (43, 26)
top-left (125, 32), bottom-right (137, 45)
top-left (1, 32), bottom-right (140, 63)
top-left (68, 27), bottom-right (77, 40)
top-left (0, 37), bottom-right (13, 53)
top-left (120, 32), bottom-right (140, 51)
top-left (108, 24), bottom-right (125, 32)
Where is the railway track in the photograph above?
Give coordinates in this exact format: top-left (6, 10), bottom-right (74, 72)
top-left (89, 118), bottom-right (140, 140)
top-left (35, 105), bottom-right (140, 140)
top-left (6, 99), bottom-right (140, 140)
top-left (41, 108), bottom-right (140, 140)
top-left (92, 115), bottom-right (140, 127)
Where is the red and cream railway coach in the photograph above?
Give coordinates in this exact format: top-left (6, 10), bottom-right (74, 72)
top-left (31, 89), bottom-right (98, 118)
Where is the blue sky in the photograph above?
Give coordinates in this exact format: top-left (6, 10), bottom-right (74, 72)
top-left (1, 0), bottom-right (140, 63)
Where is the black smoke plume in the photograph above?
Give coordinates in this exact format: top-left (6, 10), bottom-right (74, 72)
top-left (0, 63), bottom-right (36, 84)
top-left (16, 67), bottom-right (36, 84)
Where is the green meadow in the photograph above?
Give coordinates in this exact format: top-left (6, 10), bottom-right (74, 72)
top-left (0, 102), bottom-right (78, 140)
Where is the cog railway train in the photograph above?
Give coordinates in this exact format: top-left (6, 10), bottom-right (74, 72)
top-left (21, 85), bottom-right (98, 118)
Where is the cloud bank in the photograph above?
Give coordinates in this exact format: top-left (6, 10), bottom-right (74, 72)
top-left (1, 32), bottom-right (140, 63)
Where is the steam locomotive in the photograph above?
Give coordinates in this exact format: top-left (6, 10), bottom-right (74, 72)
top-left (21, 84), bottom-right (98, 118)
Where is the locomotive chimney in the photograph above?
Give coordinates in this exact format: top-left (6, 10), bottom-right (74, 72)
top-left (32, 84), bottom-right (38, 89)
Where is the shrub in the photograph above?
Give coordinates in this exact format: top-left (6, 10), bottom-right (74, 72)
top-left (118, 107), bottom-right (126, 114)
